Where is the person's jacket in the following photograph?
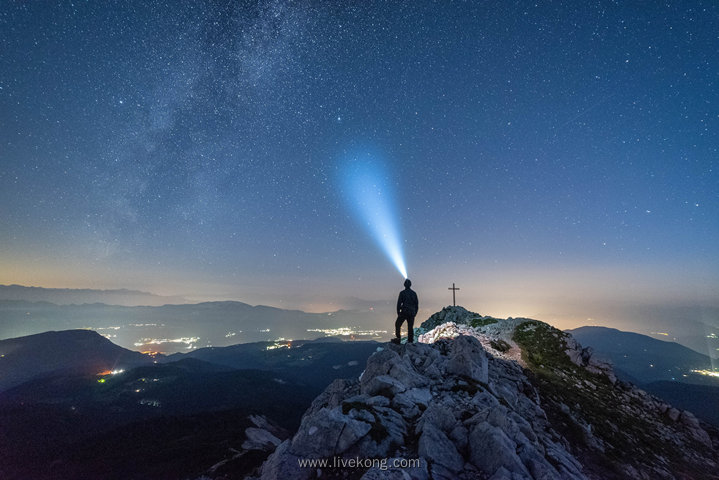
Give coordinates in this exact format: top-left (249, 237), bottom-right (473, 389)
top-left (397, 288), bottom-right (418, 317)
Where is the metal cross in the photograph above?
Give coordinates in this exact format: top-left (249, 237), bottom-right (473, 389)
top-left (448, 282), bottom-right (460, 306)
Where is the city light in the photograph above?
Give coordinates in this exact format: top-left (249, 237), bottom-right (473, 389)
top-left (133, 337), bottom-right (200, 348)
top-left (307, 327), bottom-right (387, 337)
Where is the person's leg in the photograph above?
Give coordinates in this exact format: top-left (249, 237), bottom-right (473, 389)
top-left (394, 316), bottom-right (404, 339)
top-left (407, 316), bottom-right (415, 343)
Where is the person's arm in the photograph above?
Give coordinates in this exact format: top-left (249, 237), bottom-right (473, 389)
top-left (397, 292), bottom-right (403, 315)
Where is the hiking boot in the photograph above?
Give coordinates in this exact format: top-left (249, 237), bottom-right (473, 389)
top-left (390, 338), bottom-right (401, 344)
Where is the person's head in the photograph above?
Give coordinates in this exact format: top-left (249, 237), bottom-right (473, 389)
top-left (404, 278), bottom-right (412, 288)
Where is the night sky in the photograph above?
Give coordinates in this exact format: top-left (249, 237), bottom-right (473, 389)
top-left (1, 1), bottom-right (717, 329)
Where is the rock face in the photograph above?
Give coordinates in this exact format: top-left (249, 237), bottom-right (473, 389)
top-left (563, 336), bottom-right (616, 384)
top-left (257, 334), bottom-right (578, 478)
top-left (414, 305), bottom-right (499, 337)
top-left (242, 415), bottom-right (286, 452)
top-left (255, 309), bottom-right (719, 480)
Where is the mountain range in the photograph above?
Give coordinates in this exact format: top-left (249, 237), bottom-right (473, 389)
top-left (567, 326), bottom-right (715, 384)
top-left (0, 284), bottom-right (188, 306)
top-left (0, 297), bottom-right (386, 353)
top-left (0, 329), bottom-right (379, 480)
top-left (3, 284), bottom-right (717, 360)
top-left (566, 326), bottom-right (719, 426)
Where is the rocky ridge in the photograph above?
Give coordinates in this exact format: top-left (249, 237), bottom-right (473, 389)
top-left (251, 307), bottom-right (719, 479)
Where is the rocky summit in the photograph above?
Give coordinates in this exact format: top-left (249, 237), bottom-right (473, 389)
top-left (251, 307), bottom-right (719, 480)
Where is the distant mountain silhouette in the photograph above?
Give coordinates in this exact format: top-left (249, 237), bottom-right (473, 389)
top-left (0, 300), bottom-right (387, 352)
top-left (567, 325), bottom-right (719, 426)
top-left (0, 284), bottom-right (187, 306)
top-left (0, 330), bottom-right (154, 391)
top-left (566, 325), bottom-right (713, 383)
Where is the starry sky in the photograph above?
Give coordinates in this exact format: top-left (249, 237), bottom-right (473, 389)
top-left (1, 1), bottom-right (717, 331)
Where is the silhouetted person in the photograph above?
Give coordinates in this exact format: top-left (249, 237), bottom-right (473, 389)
top-left (393, 278), bottom-right (418, 344)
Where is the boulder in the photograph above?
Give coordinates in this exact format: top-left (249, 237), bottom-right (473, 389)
top-left (667, 407), bottom-right (681, 422)
top-left (417, 403), bottom-right (457, 433)
top-left (259, 440), bottom-right (309, 480)
top-left (399, 387), bottom-right (433, 407)
top-left (679, 411), bottom-right (713, 448)
top-left (446, 335), bottom-right (489, 384)
top-left (290, 407), bottom-right (371, 457)
top-left (363, 374), bottom-right (407, 397)
top-left (469, 422), bottom-right (530, 477)
top-left (242, 427), bottom-right (283, 451)
top-left (360, 348), bottom-right (426, 395)
top-left (391, 392), bottom-right (421, 418)
top-left (306, 378), bottom-right (359, 416)
top-left (418, 422), bottom-right (464, 474)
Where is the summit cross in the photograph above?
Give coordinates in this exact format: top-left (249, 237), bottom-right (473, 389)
top-left (448, 283), bottom-right (460, 307)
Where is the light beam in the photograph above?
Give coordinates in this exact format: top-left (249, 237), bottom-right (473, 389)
top-left (340, 151), bottom-right (407, 278)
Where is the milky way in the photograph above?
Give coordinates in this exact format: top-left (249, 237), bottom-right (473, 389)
top-left (1, 1), bottom-right (717, 326)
